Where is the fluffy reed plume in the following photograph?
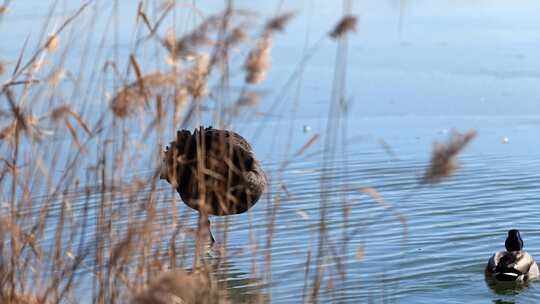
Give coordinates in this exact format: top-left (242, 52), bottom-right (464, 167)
top-left (264, 12), bottom-right (296, 34)
top-left (164, 29), bottom-right (177, 58)
top-left (51, 105), bottom-right (72, 121)
top-left (0, 5), bottom-right (7, 15)
top-left (224, 26), bottom-right (247, 47)
top-left (329, 15), bottom-right (357, 39)
top-left (110, 72), bottom-right (178, 117)
top-left (236, 91), bottom-right (261, 107)
top-left (48, 68), bottom-right (65, 85)
top-left (0, 115), bottom-right (41, 141)
top-left (244, 35), bottom-right (272, 84)
top-left (0, 122), bottom-right (15, 140)
top-left (45, 34), bottom-right (60, 53)
top-left (0, 62), bottom-right (4, 75)
top-left (51, 104), bottom-right (91, 135)
top-left (164, 16), bottom-right (221, 59)
top-left (131, 270), bottom-right (225, 304)
top-left (244, 12), bottom-right (294, 84)
top-left (186, 54), bottom-right (210, 98)
top-left (421, 129), bottom-right (477, 184)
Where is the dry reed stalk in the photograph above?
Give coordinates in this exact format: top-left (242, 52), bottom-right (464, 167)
top-left (110, 72), bottom-right (179, 117)
top-left (0, 293), bottom-right (48, 304)
top-left (421, 129), bottom-right (477, 184)
top-left (137, 4), bottom-right (154, 34)
top-left (358, 187), bottom-right (408, 238)
top-left (329, 15), bottom-right (357, 39)
top-left (244, 35), bottom-right (272, 84)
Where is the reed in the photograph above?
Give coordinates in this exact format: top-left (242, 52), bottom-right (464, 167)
top-left (421, 130), bottom-right (477, 184)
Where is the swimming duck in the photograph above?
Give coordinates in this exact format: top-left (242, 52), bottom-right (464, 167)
top-left (486, 229), bottom-right (539, 282)
top-left (160, 126), bottom-right (266, 244)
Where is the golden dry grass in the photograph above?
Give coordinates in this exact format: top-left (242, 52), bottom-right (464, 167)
top-left (1, 4), bottom-right (299, 303)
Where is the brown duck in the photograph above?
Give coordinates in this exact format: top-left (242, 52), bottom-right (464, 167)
top-left (486, 229), bottom-right (539, 282)
top-left (160, 126), bottom-right (266, 244)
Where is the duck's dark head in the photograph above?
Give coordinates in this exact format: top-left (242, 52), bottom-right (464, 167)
top-left (505, 229), bottom-right (523, 252)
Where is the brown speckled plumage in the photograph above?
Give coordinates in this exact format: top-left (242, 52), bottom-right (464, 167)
top-left (161, 126), bottom-right (266, 217)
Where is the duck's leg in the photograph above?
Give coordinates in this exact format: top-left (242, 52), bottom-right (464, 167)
top-left (208, 218), bottom-right (215, 245)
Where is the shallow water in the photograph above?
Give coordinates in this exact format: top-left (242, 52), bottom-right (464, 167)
top-left (2, 1), bottom-right (540, 303)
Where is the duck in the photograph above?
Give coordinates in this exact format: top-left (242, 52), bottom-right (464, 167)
top-left (486, 229), bottom-right (539, 282)
top-left (160, 126), bottom-right (267, 244)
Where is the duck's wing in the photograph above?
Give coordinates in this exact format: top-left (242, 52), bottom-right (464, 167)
top-left (204, 128), bottom-right (256, 171)
top-left (486, 252), bottom-right (504, 272)
top-left (513, 251), bottom-right (538, 277)
top-left (527, 260), bottom-right (539, 280)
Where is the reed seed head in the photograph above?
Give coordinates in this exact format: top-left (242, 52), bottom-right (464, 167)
top-left (186, 54), bottom-right (210, 98)
top-left (244, 35), bottom-right (272, 84)
top-left (164, 29), bottom-right (177, 57)
top-left (421, 129), bottom-right (477, 184)
top-left (0, 122), bottom-right (15, 140)
top-left (166, 16), bottom-right (220, 59)
top-left (48, 68), bottom-right (65, 85)
top-left (237, 91), bottom-right (261, 107)
top-left (264, 12), bottom-right (296, 34)
top-left (225, 26), bottom-right (247, 47)
top-left (51, 105), bottom-right (72, 122)
top-left (329, 15), bottom-right (358, 39)
top-left (110, 72), bottom-right (178, 117)
top-left (46, 34), bottom-right (60, 53)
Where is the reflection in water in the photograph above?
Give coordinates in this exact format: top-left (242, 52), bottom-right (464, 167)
top-left (206, 255), bottom-right (268, 303)
top-left (493, 300), bottom-right (515, 304)
top-left (134, 255), bottom-right (267, 303)
top-left (484, 269), bottom-right (532, 296)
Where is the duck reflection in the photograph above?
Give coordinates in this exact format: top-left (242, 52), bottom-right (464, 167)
top-left (208, 257), bottom-right (269, 304)
top-left (492, 300), bottom-right (515, 304)
top-left (133, 258), bottom-right (267, 304)
top-left (484, 269), bottom-right (532, 296)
